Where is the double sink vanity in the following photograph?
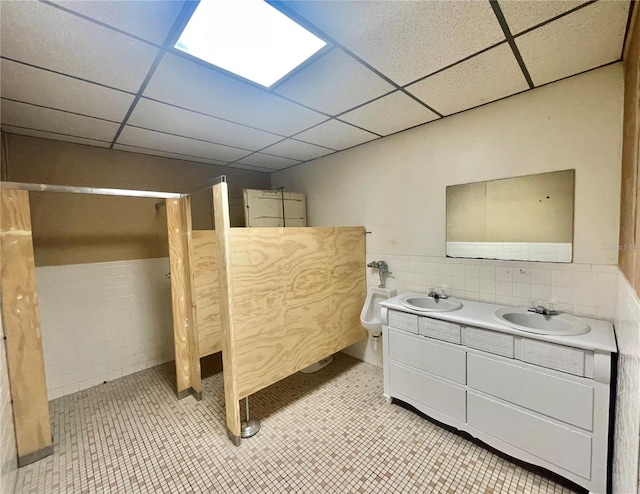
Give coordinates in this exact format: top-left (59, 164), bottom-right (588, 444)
top-left (380, 293), bottom-right (617, 494)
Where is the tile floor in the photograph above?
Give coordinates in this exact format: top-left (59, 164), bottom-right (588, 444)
top-left (15, 353), bottom-right (582, 494)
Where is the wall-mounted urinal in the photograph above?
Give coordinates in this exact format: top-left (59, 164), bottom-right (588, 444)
top-left (360, 287), bottom-right (397, 350)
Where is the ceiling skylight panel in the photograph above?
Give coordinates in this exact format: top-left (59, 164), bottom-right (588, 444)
top-left (175, 0), bottom-right (327, 87)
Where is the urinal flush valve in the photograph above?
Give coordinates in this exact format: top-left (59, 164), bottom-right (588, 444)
top-left (367, 260), bottom-right (392, 288)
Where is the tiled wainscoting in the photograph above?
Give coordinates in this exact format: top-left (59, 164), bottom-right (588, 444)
top-left (365, 254), bottom-right (618, 321)
top-left (0, 317), bottom-right (18, 494)
top-left (612, 273), bottom-right (640, 493)
top-left (346, 254), bottom-right (619, 369)
top-left (36, 258), bottom-right (175, 400)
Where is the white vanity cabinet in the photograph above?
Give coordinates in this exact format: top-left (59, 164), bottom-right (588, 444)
top-left (381, 301), bottom-right (616, 494)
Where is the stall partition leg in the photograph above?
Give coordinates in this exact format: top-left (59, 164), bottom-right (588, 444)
top-left (212, 181), bottom-right (241, 444)
top-left (241, 396), bottom-right (260, 438)
top-left (0, 189), bottom-right (53, 465)
top-left (166, 196), bottom-right (202, 400)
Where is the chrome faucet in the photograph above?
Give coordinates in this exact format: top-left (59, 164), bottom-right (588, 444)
top-left (527, 304), bottom-right (558, 316)
top-left (428, 289), bottom-right (449, 300)
top-left (367, 260), bottom-right (392, 288)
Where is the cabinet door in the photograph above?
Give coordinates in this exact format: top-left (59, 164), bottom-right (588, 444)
top-left (389, 329), bottom-right (466, 384)
top-left (389, 362), bottom-right (466, 423)
top-left (467, 354), bottom-right (594, 430)
top-left (467, 392), bottom-right (592, 479)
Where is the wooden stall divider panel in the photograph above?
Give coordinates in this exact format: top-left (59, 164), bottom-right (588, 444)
top-left (230, 226), bottom-right (367, 399)
top-left (0, 189), bottom-right (53, 465)
top-left (166, 197), bottom-right (202, 400)
top-left (212, 182), bottom-right (242, 444)
top-left (191, 230), bottom-right (222, 357)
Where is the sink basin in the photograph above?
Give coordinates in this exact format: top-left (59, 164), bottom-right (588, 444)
top-left (399, 294), bottom-right (463, 312)
top-left (494, 307), bottom-right (590, 336)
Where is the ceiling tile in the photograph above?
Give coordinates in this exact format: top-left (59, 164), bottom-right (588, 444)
top-left (129, 98), bottom-right (282, 151)
top-left (49, 0), bottom-right (186, 45)
top-left (1, 126), bottom-right (111, 148)
top-left (406, 44), bottom-right (529, 116)
top-left (0, 1), bottom-right (158, 92)
top-left (274, 49), bottom-right (394, 115)
top-left (516, 1), bottom-right (629, 87)
top-left (143, 53), bottom-right (327, 136)
top-left (281, 1), bottom-right (505, 86)
top-left (339, 91), bottom-right (439, 136)
top-left (1, 59), bottom-right (134, 122)
top-left (117, 126), bottom-right (251, 163)
top-left (113, 143), bottom-right (227, 167)
top-left (1, 100), bottom-right (119, 142)
top-left (260, 138), bottom-right (335, 161)
top-left (499, 0), bottom-right (591, 36)
top-left (294, 120), bottom-right (378, 150)
top-left (228, 163), bottom-right (273, 173)
top-left (235, 154), bottom-right (301, 170)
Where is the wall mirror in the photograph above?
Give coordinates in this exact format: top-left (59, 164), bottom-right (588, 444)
top-left (446, 170), bottom-right (574, 262)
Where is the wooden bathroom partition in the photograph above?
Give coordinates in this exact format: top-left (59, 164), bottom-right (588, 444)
top-left (209, 182), bottom-right (367, 443)
top-left (0, 179), bottom-right (367, 464)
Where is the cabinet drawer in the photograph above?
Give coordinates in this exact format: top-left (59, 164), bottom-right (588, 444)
top-left (467, 354), bottom-right (593, 431)
top-left (467, 392), bottom-right (592, 479)
top-left (388, 310), bottom-right (418, 333)
top-left (419, 317), bottom-right (461, 344)
top-left (389, 329), bottom-right (466, 384)
top-left (464, 327), bottom-right (514, 358)
top-left (521, 339), bottom-right (589, 377)
top-left (389, 362), bottom-right (466, 423)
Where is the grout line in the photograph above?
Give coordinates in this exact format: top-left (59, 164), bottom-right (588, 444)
top-left (109, 2), bottom-right (198, 149)
top-left (489, 0), bottom-right (535, 89)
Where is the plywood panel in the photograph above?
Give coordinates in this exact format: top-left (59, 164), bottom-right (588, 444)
top-left (0, 189), bottom-right (53, 464)
top-left (191, 230), bottom-right (221, 357)
top-left (229, 226), bottom-right (366, 398)
top-left (620, 4), bottom-right (640, 294)
top-left (212, 182), bottom-right (241, 443)
top-left (166, 197), bottom-right (201, 398)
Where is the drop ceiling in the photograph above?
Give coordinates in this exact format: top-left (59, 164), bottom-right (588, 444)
top-left (0, 0), bottom-right (632, 174)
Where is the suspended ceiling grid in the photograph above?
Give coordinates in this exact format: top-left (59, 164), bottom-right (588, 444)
top-left (0, 0), bottom-right (633, 173)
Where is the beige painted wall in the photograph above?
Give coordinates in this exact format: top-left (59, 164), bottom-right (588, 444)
top-left (272, 64), bottom-right (624, 265)
top-left (2, 135), bottom-right (270, 266)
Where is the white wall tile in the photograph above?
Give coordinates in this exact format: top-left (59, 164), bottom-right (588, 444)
top-left (480, 266), bottom-right (496, 280)
top-left (496, 267), bottom-right (513, 281)
top-left (531, 269), bottom-right (552, 285)
top-left (552, 270), bottom-right (574, 288)
top-left (465, 278), bottom-right (480, 292)
top-left (37, 258), bottom-right (175, 400)
top-left (531, 284), bottom-right (552, 302)
top-left (612, 270), bottom-right (640, 493)
top-left (552, 286), bottom-right (574, 304)
top-left (496, 281), bottom-right (513, 297)
top-left (513, 283), bottom-right (532, 299)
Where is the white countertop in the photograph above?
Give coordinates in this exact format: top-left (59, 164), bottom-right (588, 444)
top-left (381, 294), bottom-right (617, 353)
